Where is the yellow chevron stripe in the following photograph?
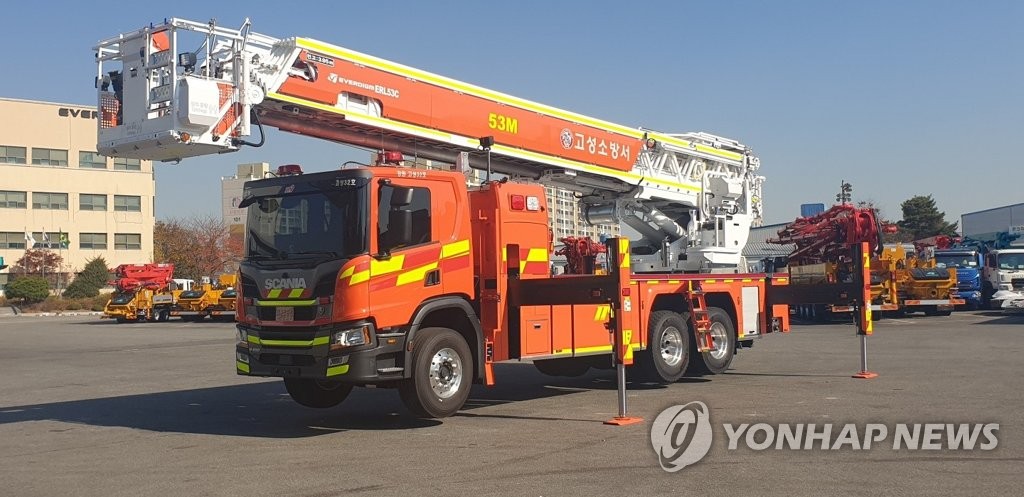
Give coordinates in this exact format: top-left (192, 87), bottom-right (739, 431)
top-left (397, 262), bottom-right (439, 286)
top-left (288, 288), bottom-right (304, 298)
top-left (267, 288), bottom-right (281, 298)
top-left (339, 266), bottom-right (354, 279)
top-left (371, 255), bottom-right (405, 275)
top-left (350, 270), bottom-right (370, 285)
top-left (442, 239), bottom-right (470, 258)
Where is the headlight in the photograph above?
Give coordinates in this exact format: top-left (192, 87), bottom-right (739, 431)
top-left (236, 328), bottom-right (248, 348)
top-left (331, 326), bottom-right (371, 351)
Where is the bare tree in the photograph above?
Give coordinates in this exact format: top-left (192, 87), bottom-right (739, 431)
top-left (154, 215), bottom-right (241, 281)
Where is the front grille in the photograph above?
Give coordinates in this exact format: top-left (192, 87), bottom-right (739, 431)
top-left (256, 329), bottom-right (319, 342)
top-left (258, 306), bottom-right (318, 321)
top-left (258, 353), bottom-right (315, 366)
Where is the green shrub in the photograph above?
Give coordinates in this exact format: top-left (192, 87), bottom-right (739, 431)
top-left (63, 257), bottom-right (111, 298)
top-left (66, 300), bottom-right (84, 311)
top-left (5, 277), bottom-right (50, 303)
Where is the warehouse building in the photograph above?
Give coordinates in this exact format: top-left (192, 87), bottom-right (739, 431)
top-left (961, 203), bottom-right (1024, 246)
top-left (0, 97), bottom-right (156, 292)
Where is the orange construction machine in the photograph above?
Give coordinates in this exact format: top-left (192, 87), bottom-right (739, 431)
top-left (93, 19), bottom-right (874, 418)
top-left (103, 263), bottom-right (177, 322)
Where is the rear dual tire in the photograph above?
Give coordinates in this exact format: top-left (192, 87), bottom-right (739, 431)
top-left (633, 311), bottom-right (690, 384)
top-left (688, 307), bottom-right (736, 375)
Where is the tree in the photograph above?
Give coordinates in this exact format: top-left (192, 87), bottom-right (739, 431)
top-left (5, 276), bottom-right (50, 303)
top-left (154, 215), bottom-right (240, 281)
top-left (12, 249), bottom-right (65, 289)
top-left (896, 195), bottom-right (958, 241)
top-left (857, 200), bottom-right (910, 244)
top-left (63, 257), bottom-right (111, 298)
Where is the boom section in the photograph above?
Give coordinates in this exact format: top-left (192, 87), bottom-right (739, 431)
top-left (95, 19), bottom-right (758, 200)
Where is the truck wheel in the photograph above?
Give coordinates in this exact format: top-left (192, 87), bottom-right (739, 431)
top-left (157, 309), bottom-right (170, 322)
top-left (633, 311), bottom-right (689, 384)
top-left (283, 378), bottom-right (353, 408)
top-left (398, 328), bottom-right (473, 418)
top-left (115, 317), bottom-right (126, 324)
top-left (690, 307), bottom-right (736, 375)
top-left (533, 358), bottom-right (590, 377)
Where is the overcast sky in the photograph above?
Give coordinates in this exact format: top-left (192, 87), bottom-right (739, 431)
top-left (1, 0), bottom-right (1020, 225)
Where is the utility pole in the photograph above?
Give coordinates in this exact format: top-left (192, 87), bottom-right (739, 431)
top-left (836, 180), bottom-right (853, 205)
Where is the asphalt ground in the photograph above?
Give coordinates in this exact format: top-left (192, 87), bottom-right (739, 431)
top-left (0, 311), bottom-right (1021, 497)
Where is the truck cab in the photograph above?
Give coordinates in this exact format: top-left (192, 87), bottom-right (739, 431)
top-left (984, 248), bottom-right (1024, 309)
top-left (933, 249), bottom-right (984, 309)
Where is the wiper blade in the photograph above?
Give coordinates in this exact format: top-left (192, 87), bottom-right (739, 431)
top-left (290, 251), bottom-right (342, 260)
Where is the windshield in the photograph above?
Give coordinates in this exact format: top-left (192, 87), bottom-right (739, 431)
top-left (110, 292), bottom-right (134, 305)
top-left (244, 173), bottom-right (369, 262)
top-left (996, 253), bottom-right (1024, 270)
top-left (934, 254), bottom-right (977, 269)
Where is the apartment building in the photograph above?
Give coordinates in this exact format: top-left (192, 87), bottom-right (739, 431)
top-left (0, 98), bottom-right (155, 289)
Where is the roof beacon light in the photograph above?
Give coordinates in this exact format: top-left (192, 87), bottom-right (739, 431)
top-left (380, 151), bottom-right (404, 165)
top-left (510, 194), bottom-right (526, 211)
top-left (277, 164), bottom-right (303, 176)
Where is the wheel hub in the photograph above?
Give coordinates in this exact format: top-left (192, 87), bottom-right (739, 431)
top-left (429, 347), bottom-right (462, 399)
top-left (708, 322), bottom-right (729, 360)
top-left (660, 326), bottom-right (684, 367)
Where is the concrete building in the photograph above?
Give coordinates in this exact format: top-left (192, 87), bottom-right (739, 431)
top-left (0, 98), bottom-right (156, 292)
top-left (221, 162), bottom-right (271, 233)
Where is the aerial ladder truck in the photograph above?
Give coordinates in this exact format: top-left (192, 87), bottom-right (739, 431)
top-left (93, 18), bottom-right (876, 418)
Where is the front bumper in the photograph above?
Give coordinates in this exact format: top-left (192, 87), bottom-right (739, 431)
top-left (235, 324), bottom-right (406, 382)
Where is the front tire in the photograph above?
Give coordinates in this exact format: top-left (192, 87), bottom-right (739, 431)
top-left (399, 328), bottom-right (473, 418)
top-left (689, 307), bottom-right (736, 375)
top-left (284, 378), bottom-right (353, 408)
top-left (633, 311), bottom-right (689, 384)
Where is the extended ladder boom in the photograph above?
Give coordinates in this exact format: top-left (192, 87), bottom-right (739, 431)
top-left (94, 18), bottom-right (765, 272)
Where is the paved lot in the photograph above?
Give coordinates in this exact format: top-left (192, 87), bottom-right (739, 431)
top-left (0, 312), bottom-right (1022, 496)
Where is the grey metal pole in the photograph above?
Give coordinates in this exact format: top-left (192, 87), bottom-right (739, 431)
top-left (860, 333), bottom-right (868, 372)
top-left (616, 363), bottom-right (627, 417)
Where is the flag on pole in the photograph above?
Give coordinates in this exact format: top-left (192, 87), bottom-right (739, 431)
top-left (42, 229), bottom-right (50, 248)
top-left (24, 231), bottom-right (36, 249)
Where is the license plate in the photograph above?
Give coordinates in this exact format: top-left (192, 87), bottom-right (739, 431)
top-left (275, 306), bottom-right (294, 321)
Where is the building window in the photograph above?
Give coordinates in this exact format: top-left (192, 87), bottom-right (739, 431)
top-left (80, 233), bottom-right (107, 250)
top-left (79, 151), bottom-right (107, 169)
top-left (31, 148), bottom-right (69, 166)
top-left (114, 233), bottom-right (141, 250)
top-left (113, 157), bottom-right (141, 171)
top-left (0, 145), bottom-right (27, 164)
top-left (0, 232), bottom-right (27, 249)
top-left (114, 195), bottom-right (142, 212)
top-left (0, 190), bottom-right (27, 208)
top-left (32, 192), bottom-right (69, 210)
top-left (80, 194), bottom-right (107, 211)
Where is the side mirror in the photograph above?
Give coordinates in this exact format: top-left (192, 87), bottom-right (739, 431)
top-left (390, 210), bottom-right (413, 247)
top-left (391, 186), bottom-right (414, 207)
